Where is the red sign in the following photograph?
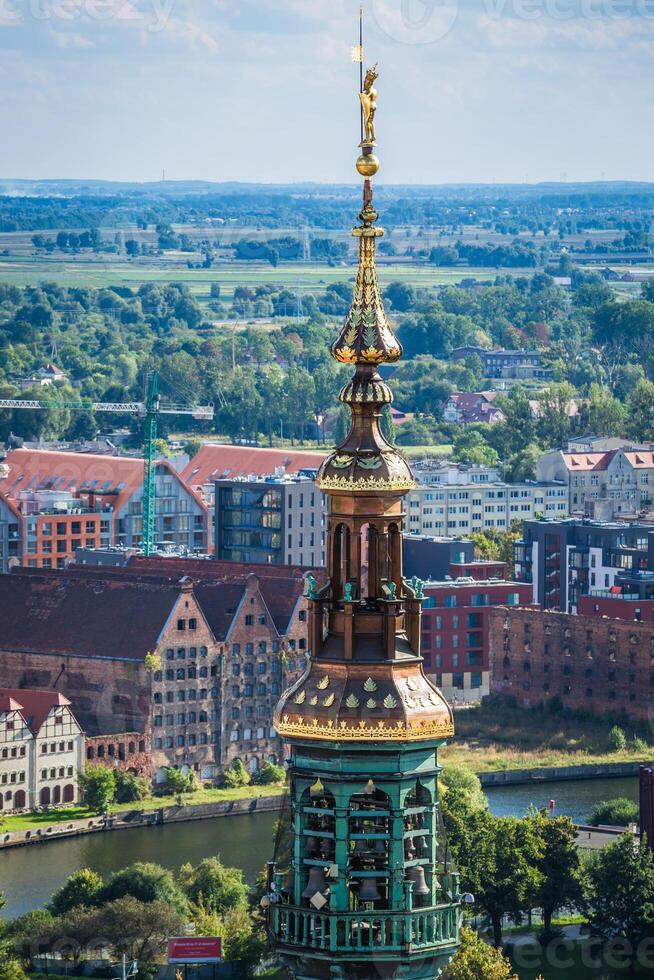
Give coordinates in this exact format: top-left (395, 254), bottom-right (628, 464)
top-left (168, 937), bottom-right (222, 964)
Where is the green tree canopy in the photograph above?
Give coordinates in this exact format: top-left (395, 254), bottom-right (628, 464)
top-left (441, 926), bottom-right (519, 980)
top-left (98, 862), bottom-right (188, 915)
top-left (48, 868), bottom-right (103, 915)
top-left (178, 856), bottom-right (249, 915)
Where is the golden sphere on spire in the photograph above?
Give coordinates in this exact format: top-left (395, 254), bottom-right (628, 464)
top-left (356, 153), bottom-right (380, 177)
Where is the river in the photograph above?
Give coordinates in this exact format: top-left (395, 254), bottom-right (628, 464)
top-left (0, 776), bottom-right (639, 919)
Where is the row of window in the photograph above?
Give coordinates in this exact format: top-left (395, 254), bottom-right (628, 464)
top-left (154, 733), bottom-right (216, 749)
top-left (40, 740), bottom-right (75, 754)
top-left (164, 646), bottom-right (209, 660)
top-left (229, 726), bottom-right (276, 742)
top-left (0, 746), bottom-right (26, 759)
top-left (0, 771), bottom-right (25, 784)
top-left (41, 766), bottom-right (74, 780)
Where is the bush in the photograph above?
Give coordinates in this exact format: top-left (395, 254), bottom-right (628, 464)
top-left (608, 726), bottom-right (627, 751)
top-left (251, 761), bottom-right (285, 786)
top-left (223, 759), bottom-right (251, 789)
top-left (114, 770), bottom-right (150, 804)
top-left (589, 798), bottom-right (639, 827)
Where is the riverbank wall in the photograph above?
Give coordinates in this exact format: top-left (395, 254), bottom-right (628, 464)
top-left (0, 793), bottom-right (284, 851)
top-left (479, 761), bottom-right (642, 787)
top-left (2, 761), bottom-right (643, 850)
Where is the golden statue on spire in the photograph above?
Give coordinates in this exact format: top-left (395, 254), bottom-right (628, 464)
top-left (359, 64), bottom-right (379, 145)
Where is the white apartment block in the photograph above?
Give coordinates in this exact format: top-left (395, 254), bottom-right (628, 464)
top-left (404, 482), bottom-right (569, 536)
top-left (0, 690), bottom-right (84, 812)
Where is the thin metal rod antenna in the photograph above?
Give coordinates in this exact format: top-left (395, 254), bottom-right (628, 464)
top-left (359, 2), bottom-right (364, 144)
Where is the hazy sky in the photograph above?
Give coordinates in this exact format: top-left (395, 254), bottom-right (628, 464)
top-left (1, 0), bottom-right (653, 184)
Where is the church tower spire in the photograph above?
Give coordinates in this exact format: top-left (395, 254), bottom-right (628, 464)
top-left (267, 18), bottom-right (462, 979)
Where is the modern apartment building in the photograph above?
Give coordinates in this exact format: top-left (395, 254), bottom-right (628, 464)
top-left (182, 444), bottom-right (326, 550)
top-left (214, 476), bottom-right (326, 567)
top-left (0, 689), bottom-right (84, 811)
top-left (405, 481), bottom-right (568, 536)
top-left (402, 534), bottom-right (507, 582)
top-left (537, 447), bottom-right (654, 520)
top-left (515, 518), bottom-right (654, 613)
top-left (0, 449), bottom-right (209, 565)
top-left (421, 578), bottom-right (533, 702)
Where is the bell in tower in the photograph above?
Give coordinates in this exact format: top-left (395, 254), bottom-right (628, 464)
top-left (266, 12), bottom-right (462, 980)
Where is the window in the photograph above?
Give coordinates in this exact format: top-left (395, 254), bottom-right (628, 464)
top-left (189, 618), bottom-right (197, 630)
top-left (177, 619), bottom-right (186, 631)
top-left (245, 615), bottom-right (254, 626)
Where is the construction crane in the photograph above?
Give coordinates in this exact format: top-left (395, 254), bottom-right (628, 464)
top-left (0, 371), bottom-right (214, 557)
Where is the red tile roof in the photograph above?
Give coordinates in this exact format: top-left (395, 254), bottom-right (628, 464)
top-left (0, 448), bottom-right (207, 515)
top-left (0, 688), bottom-right (72, 733)
top-left (182, 445), bottom-right (326, 495)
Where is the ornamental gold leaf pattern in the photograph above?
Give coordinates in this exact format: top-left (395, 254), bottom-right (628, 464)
top-left (345, 694), bottom-right (360, 709)
top-left (317, 675), bottom-right (330, 690)
top-left (294, 690), bottom-right (306, 705)
top-left (363, 677), bottom-right (377, 692)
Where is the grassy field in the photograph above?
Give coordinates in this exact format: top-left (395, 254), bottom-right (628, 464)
top-left (0, 255), bottom-right (512, 297)
top-left (0, 783), bottom-right (285, 833)
top-left (442, 699), bottom-right (652, 773)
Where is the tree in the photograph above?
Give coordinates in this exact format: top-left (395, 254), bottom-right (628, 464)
top-left (162, 766), bottom-right (196, 802)
top-left (504, 443), bottom-right (541, 483)
top-left (589, 798), bottom-right (639, 827)
top-left (178, 856), bottom-right (249, 914)
top-left (77, 897), bottom-right (185, 972)
top-left (385, 281), bottom-right (415, 312)
top-left (6, 908), bottom-right (58, 970)
top-left (440, 766), bottom-right (488, 812)
top-left (48, 868), bottom-right (103, 915)
top-left (114, 769), bottom-right (149, 804)
top-left (584, 833), bottom-right (654, 966)
top-left (581, 383), bottom-right (625, 437)
top-left (443, 809), bottom-right (544, 947)
top-left (608, 725), bottom-right (627, 751)
top-left (625, 379), bottom-right (654, 442)
top-left (452, 429), bottom-right (499, 467)
top-left (98, 862), bottom-right (188, 915)
top-left (527, 813), bottom-right (581, 935)
top-left (642, 279), bottom-right (654, 303)
top-left (78, 766), bottom-right (116, 813)
top-left (223, 759), bottom-right (251, 788)
top-left (441, 926), bottom-right (519, 980)
top-left (251, 760), bottom-right (285, 785)
top-left (537, 382), bottom-right (577, 449)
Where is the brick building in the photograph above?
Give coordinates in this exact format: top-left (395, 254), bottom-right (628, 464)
top-left (85, 733), bottom-right (150, 777)
top-left (489, 605), bottom-right (654, 722)
top-left (0, 449), bottom-right (209, 569)
top-left (421, 578), bottom-right (533, 702)
top-left (0, 559), bottom-right (315, 783)
top-left (0, 689), bottom-right (84, 811)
